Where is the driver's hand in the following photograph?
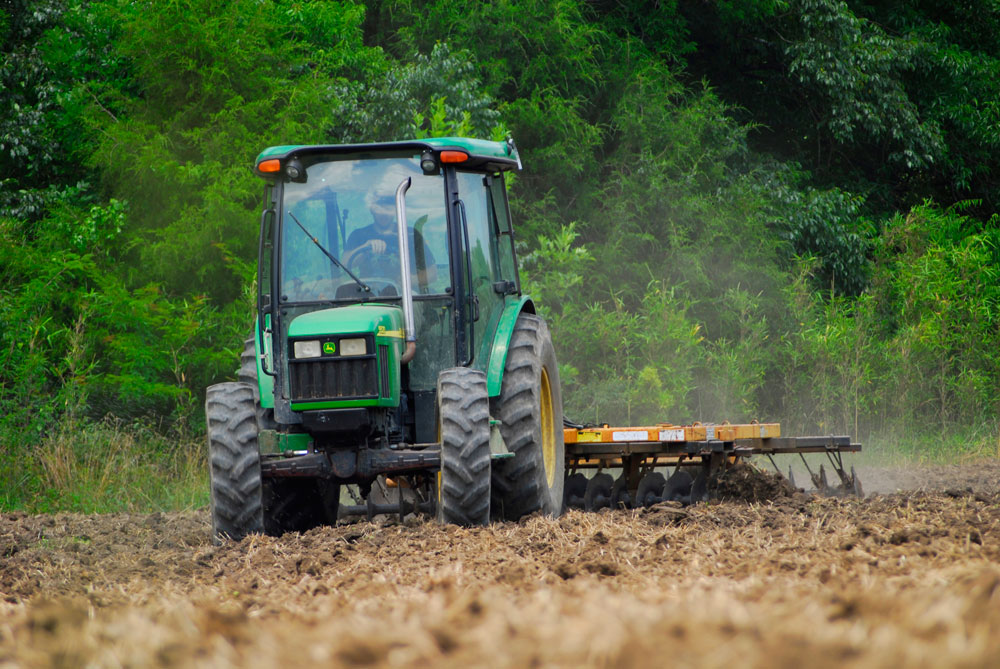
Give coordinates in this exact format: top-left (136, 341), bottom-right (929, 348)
top-left (368, 239), bottom-right (387, 254)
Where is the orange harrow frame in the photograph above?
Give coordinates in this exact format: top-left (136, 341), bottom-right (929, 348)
top-left (562, 422), bottom-right (862, 508)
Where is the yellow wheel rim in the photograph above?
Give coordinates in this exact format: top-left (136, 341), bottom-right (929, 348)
top-left (436, 421), bottom-right (442, 505)
top-left (540, 367), bottom-right (556, 488)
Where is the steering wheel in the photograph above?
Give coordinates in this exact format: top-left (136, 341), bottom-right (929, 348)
top-left (347, 245), bottom-right (373, 272)
top-left (348, 244), bottom-right (400, 279)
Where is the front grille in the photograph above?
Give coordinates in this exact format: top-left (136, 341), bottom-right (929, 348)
top-left (289, 357), bottom-right (378, 402)
top-left (378, 345), bottom-right (390, 396)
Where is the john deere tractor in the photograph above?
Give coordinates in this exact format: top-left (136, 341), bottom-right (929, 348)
top-left (206, 138), bottom-right (564, 541)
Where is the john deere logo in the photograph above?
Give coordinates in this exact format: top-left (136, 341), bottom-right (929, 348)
top-left (322, 342), bottom-right (336, 355)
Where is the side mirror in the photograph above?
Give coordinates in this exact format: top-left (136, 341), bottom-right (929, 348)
top-left (493, 280), bottom-right (516, 295)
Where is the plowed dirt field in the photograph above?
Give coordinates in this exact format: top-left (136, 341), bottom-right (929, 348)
top-left (2, 462), bottom-right (999, 668)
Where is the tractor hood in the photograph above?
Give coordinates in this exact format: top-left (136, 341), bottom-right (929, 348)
top-left (288, 304), bottom-right (405, 341)
top-left (285, 304), bottom-right (404, 411)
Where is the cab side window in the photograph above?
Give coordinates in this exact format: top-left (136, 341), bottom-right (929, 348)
top-left (488, 175), bottom-right (518, 286)
top-left (456, 171), bottom-right (508, 359)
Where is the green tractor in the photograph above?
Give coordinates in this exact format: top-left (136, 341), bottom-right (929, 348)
top-left (206, 138), bottom-right (564, 541)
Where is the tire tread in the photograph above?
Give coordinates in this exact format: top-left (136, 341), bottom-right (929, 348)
top-left (207, 382), bottom-right (265, 543)
top-left (491, 314), bottom-right (565, 520)
top-left (437, 368), bottom-right (491, 526)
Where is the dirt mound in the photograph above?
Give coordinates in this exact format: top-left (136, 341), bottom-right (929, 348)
top-left (2, 461), bottom-right (999, 667)
top-left (710, 462), bottom-right (798, 502)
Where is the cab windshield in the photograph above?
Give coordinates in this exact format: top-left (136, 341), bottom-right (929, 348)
top-left (279, 153), bottom-right (450, 303)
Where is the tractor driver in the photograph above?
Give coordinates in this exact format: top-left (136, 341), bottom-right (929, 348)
top-left (342, 194), bottom-right (437, 289)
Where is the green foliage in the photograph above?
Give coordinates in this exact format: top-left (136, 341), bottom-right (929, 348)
top-left (682, 2), bottom-right (996, 214)
top-left (520, 222), bottom-right (593, 314)
top-left (50, 197), bottom-right (126, 252)
top-left (874, 205), bottom-right (1000, 427)
top-left (764, 168), bottom-right (871, 295)
top-left (0, 207), bottom-right (247, 435)
top-left (779, 203), bottom-right (1000, 438)
top-left (786, 0), bottom-right (944, 169)
top-left (0, 0), bottom-right (96, 221)
top-left (589, 0), bottom-right (694, 59)
top-left (380, 0), bottom-right (604, 98)
top-left (80, 0), bottom-right (371, 301)
top-left (374, 0), bottom-right (607, 205)
top-left (555, 283), bottom-right (704, 426)
top-left (696, 287), bottom-right (770, 421)
top-left (339, 42), bottom-right (502, 142)
top-left (780, 267), bottom-right (879, 436)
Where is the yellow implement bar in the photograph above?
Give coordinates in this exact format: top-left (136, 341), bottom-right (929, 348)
top-left (564, 421), bottom-right (781, 445)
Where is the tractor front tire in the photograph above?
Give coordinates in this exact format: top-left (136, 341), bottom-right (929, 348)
top-left (436, 367), bottom-right (491, 526)
top-left (239, 334), bottom-right (339, 535)
top-left (492, 313), bottom-right (565, 520)
top-left (207, 382), bottom-right (264, 543)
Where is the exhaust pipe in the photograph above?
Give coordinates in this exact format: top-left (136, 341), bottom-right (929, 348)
top-left (395, 178), bottom-right (417, 364)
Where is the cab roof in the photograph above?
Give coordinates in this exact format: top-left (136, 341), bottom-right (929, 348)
top-left (254, 137), bottom-right (521, 178)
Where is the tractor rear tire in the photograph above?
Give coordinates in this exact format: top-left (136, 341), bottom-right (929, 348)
top-left (238, 334), bottom-right (277, 430)
top-left (207, 382), bottom-right (264, 544)
top-left (492, 313), bottom-right (565, 520)
top-left (238, 335), bottom-right (258, 385)
top-left (436, 367), bottom-right (491, 526)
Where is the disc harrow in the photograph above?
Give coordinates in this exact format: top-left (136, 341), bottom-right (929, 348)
top-left (562, 421), bottom-right (862, 511)
top-left (326, 421), bottom-right (861, 523)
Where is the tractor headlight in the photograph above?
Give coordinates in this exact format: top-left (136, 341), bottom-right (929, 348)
top-left (339, 338), bottom-right (367, 356)
top-left (293, 340), bottom-right (321, 359)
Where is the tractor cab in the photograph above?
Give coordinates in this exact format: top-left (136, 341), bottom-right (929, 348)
top-left (253, 139), bottom-right (525, 447)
